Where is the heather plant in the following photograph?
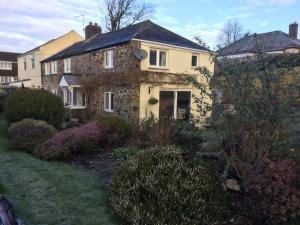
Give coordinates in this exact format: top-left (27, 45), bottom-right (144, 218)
top-left (4, 88), bottom-right (65, 128)
top-left (231, 159), bottom-right (300, 224)
top-left (8, 119), bottom-right (57, 153)
top-left (110, 146), bottom-right (228, 225)
top-left (35, 122), bottom-right (102, 160)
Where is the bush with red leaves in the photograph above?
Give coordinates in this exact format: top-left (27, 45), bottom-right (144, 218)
top-left (231, 159), bottom-right (300, 225)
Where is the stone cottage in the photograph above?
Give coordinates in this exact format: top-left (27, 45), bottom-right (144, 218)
top-left (41, 20), bottom-right (213, 123)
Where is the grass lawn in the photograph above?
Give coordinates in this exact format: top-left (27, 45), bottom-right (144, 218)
top-left (0, 120), bottom-right (119, 225)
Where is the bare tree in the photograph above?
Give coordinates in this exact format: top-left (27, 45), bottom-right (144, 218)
top-left (103, 0), bottom-right (154, 32)
top-left (217, 19), bottom-right (244, 48)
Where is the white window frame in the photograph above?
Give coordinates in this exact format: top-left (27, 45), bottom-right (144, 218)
top-left (149, 49), bottom-right (167, 68)
top-left (51, 61), bottom-right (57, 74)
top-left (160, 89), bottom-right (192, 120)
top-left (104, 92), bottom-right (113, 112)
top-left (45, 63), bottom-right (51, 75)
top-left (104, 50), bottom-right (114, 69)
top-left (0, 61), bottom-right (12, 70)
top-left (64, 58), bottom-right (71, 73)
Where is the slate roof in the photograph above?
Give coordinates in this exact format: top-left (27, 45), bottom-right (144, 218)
top-left (0, 51), bottom-right (22, 77)
top-left (217, 31), bottom-right (300, 56)
top-left (43, 20), bottom-right (209, 62)
top-left (60, 74), bottom-right (81, 86)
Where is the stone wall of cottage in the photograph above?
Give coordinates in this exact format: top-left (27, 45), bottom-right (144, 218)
top-left (42, 40), bottom-right (141, 122)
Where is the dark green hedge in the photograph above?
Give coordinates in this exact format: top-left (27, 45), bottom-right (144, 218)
top-left (4, 89), bottom-right (65, 128)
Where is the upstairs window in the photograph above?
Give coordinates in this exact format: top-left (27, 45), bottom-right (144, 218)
top-left (104, 92), bottom-right (114, 112)
top-left (104, 50), bottom-right (114, 68)
top-left (192, 55), bottom-right (198, 67)
top-left (51, 61), bottom-right (57, 74)
top-left (31, 55), bottom-right (35, 69)
top-left (24, 59), bottom-right (27, 71)
top-left (0, 61), bottom-right (12, 70)
top-left (45, 63), bottom-right (51, 75)
top-left (149, 49), bottom-right (167, 68)
top-left (64, 58), bottom-right (71, 73)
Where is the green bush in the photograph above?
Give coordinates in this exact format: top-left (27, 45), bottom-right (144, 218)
top-left (8, 119), bottom-right (57, 153)
top-left (4, 89), bottom-right (65, 128)
top-left (0, 183), bottom-right (6, 194)
top-left (110, 146), bottom-right (228, 225)
top-left (97, 115), bottom-right (132, 150)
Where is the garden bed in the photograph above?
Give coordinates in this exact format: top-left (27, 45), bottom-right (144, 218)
top-left (65, 151), bottom-right (120, 189)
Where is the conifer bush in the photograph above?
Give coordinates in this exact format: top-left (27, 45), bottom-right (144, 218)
top-left (110, 146), bottom-right (228, 225)
top-left (4, 89), bottom-right (65, 128)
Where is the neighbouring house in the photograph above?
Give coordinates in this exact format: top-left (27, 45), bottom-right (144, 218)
top-left (0, 51), bottom-right (21, 87)
top-left (217, 22), bottom-right (300, 58)
top-left (14, 31), bottom-right (83, 88)
top-left (41, 20), bottom-right (213, 123)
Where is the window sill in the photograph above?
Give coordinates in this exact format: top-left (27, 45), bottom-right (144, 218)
top-left (148, 67), bottom-right (169, 71)
top-left (65, 105), bottom-right (86, 110)
top-left (104, 67), bottom-right (114, 69)
top-left (104, 109), bottom-right (114, 113)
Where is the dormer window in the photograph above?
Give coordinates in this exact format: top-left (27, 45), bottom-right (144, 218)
top-left (0, 61), bottom-right (12, 70)
top-left (51, 61), bottom-right (57, 74)
top-left (64, 58), bottom-right (71, 73)
top-left (149, 49), bottom-right (167, 68)
top-left (104, 50), bottom-right (114, 68)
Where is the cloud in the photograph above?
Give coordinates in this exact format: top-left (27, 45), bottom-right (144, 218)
top-left (0, 0), bottom-right (102, 52)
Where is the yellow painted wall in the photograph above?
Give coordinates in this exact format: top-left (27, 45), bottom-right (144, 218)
top-left (140, 42), bottom-right (213, 74)
top-left (139, 41), bottom-right (213, 122)
top-left (18, 30), bottom-right (83, 88)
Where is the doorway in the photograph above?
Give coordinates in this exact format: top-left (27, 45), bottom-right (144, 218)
top-left (159, 90), bottom-right (191, 121)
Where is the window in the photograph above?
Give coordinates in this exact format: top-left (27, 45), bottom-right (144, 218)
top-left (104, 50), bottom-right (114, 68)
top-left (0, 61), bottom-right (12, 70)
top-left (24, 59), bottom-right (27, 71)
top-left (104, 92), bottom-right (114, 112)
top-left (31, 55), bottom-right (35, 68)
top-left (192, 55), bottom-right (198, 67)
top-left (45, 63), bottom-right (51, 75)
top-left (149, 49), bottom-right (167, 68)
top-left (64, 58), bottom-right (71, 73)
top-left (73, 87), bottom-right (85, 107)
top-left (51, 61), bottom-right (57, 74)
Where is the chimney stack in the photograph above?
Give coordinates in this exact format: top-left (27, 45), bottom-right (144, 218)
top-left (289, 22), bottom-right (298, 39)
top-left (85, 22), bottom-right (101, 40)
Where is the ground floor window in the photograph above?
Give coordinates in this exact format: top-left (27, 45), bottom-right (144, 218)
top-left (104, 92), bottom-right (114, 112)
top-left (159, 90), bottom-right (191, 121)
top-left (59, 86), bottom-right (85, 108)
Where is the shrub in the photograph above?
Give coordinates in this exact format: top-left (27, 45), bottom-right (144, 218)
top-left (110, 146), bottom-right (228, 225)
top-left (113, 147), bottom-right (140, 161)
top-left (230, 159), bottom-right (300, 225)
top-left (35, 122), bottom-right (102, 160)
top-left (8, 119), bottom-right (57, 153)
top-left (97, 115), bottom-right (132, 150)
top-left (4, 88), bottom-right (65, 128)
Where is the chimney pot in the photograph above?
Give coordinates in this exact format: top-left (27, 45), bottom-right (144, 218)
top-left (289, 22), bottom-right (298, 39)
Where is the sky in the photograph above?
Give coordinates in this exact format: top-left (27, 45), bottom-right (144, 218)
top-left (0, 0), bottom-right (299, 53)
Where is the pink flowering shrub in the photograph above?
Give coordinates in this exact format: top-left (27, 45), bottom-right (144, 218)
top-left (231, 159), bottom-right (300, 225)
top-left (34, 122), bottom-right (102, 160)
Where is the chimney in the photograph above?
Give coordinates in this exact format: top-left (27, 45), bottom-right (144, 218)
top-left (289, 22), bottom-right (298, 39)
top-left (85, 22), bottom-right (102, 40)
